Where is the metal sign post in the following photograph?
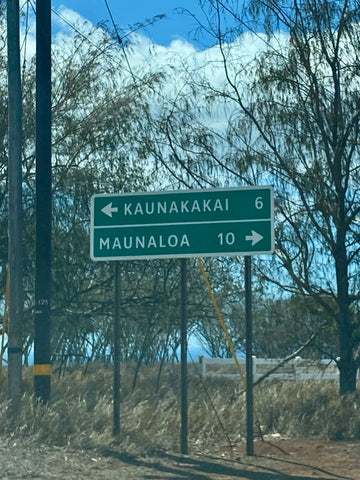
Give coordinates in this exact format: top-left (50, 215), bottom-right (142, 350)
top-left (245, 256), bottom-right (254, 455)
top-left (113, 262), bottom-right (121, 437)
top-left (180, 258), bottom-right (188, 454)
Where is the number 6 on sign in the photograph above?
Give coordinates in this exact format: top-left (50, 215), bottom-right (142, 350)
top-left (255, 197), bottom-right (264, 209)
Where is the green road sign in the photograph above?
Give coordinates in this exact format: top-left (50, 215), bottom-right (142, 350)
top-left (90, 186), bottom-right (274, 260)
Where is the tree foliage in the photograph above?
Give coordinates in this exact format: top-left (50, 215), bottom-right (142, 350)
top-left (138, 1), bottom-right (360, 393)
top-left (1, 23), bottom-right (160, 364)
top-left (0, 18), bottom-right (245, 375)
top-left (4, 2), bottom-right (359, 395)
top-left (183, 0), bottom-right (360, 393)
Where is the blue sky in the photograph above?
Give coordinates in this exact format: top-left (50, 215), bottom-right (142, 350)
top-left (51, 0), bottom-right (210, 47)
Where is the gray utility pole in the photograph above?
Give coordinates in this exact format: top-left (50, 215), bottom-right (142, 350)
top-left (7, 0), bottom-right (24, 420)
top-left (34, 0), bottom-right (52, 402)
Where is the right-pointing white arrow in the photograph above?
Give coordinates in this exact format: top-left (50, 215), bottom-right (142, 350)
top-left (101, 202), bottom-right (118, 217)
top-left (246, 230), bottom-right (263, 246)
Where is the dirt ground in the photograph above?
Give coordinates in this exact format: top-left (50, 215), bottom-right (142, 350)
top-left (0, 438), bottom-right (359, 480)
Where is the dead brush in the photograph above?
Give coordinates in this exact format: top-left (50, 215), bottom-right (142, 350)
top-left (0, 363), bottom-right (359, 453)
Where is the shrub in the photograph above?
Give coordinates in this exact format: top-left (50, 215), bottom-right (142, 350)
top-left (0, 364), bottom-right (359, 453)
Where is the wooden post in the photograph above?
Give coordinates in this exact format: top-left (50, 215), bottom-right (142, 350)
top-left (34, 0), bottom-right (52, 403)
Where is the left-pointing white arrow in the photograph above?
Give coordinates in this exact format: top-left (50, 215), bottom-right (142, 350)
top-left (101, 202), bottom-right (118, 217)
top-left (245, 230), bottom-right (263, 246)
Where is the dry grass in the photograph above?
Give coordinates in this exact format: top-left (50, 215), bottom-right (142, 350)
top-left (0, 362), bottom-right (359, 453)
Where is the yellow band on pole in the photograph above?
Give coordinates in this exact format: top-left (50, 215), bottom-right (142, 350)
top-left (33, 364), bottom-right (51, 376)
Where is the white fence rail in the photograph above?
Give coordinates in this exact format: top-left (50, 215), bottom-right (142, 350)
top-left (199, 356), bottom-right (343, 381)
